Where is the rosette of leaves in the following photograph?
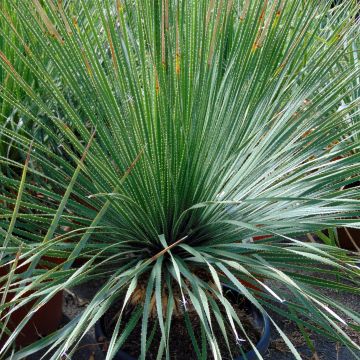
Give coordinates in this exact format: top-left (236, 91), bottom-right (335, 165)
top-left (0, 1), bottom-right (360, 359)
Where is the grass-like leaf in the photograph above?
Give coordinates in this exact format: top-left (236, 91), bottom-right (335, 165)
top-left (0, 1), bottom-right (360, 359)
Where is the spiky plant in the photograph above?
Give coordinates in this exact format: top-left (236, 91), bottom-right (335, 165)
top-left (0, 0), bottom-right (98, 178)
top-left (0, 0), bottom-right (31, 172)
top-left (1, 0), bottom-right (360, 359)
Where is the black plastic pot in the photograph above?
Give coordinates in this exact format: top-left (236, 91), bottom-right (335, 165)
top-left (95, 285), bottom-right (271, 360)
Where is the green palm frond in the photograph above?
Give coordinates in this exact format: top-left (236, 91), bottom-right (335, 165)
top-left (0, 0), bottom-right (360, 359)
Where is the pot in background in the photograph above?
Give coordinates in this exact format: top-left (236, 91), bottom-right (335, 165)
top-left (337, 227), bottom-right (360, 251)
top-left (0, 258), bottom-right (63, 348)
top-left (253, 235), bottom-right (272, 241)
top-left (337, 181), bottom-right (360, 251)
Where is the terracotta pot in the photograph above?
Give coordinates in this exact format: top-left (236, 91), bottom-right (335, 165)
top-left (40, 256), bottom-right (66, 266)
top-left (239, 278), bottom-right (262, 292)
top-left (337, 227), bottom-right (360, 251)
top-left (0, 258), bottom-right (63, 348)
top-left (337, 181), bottom-right (360, 251)
top-left (253, 235), bottom-right (272, 241)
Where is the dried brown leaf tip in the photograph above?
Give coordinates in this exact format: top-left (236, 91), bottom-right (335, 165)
top-left (32, 0), bottom-right (64, 44)
top-left (175, 12), bottom-right (180, 76)
top-left (81, 49), bottom-right (93, 78)
top-left (226, 0), bottom-right (234, 16)
top-left (252, 42), bottom-right (259, 52)
top-left (301, 128), bottom-right (315, 139)
top-left (57, 0), bottom-right (73, 35)
top-left (252, 1), bottom-right (268, 51)
top-left (117, 0), bottom-right (124, 15)
top-left (176, 54), bottom-right (181, 76)
top-left (0, 52), bottom-right (16, 75)
top-left (107, 26), bottom-right (118, 77)
top-left (72, 16), bottom-right (79, 32)
top-left (240, 0), bottom-right (250, 21)
top-left (206, 0), bottom-right (215, 27)
top-left (254, 0), bottom-right (280, 50)
top-left (155, 67), bottom-right (160, 95)
top-left (0, 51), bottom-right (25, 82)
top-left (276, 0), bottom-right (285, 17)
top-left (161, 0), bottom-right (167, 67)
top-left (208, 0), bottom-right (224, 65)
top-left (61, 123), bottom-right (70, 131)
top-left (259, 0), bottom-right (268, 22)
